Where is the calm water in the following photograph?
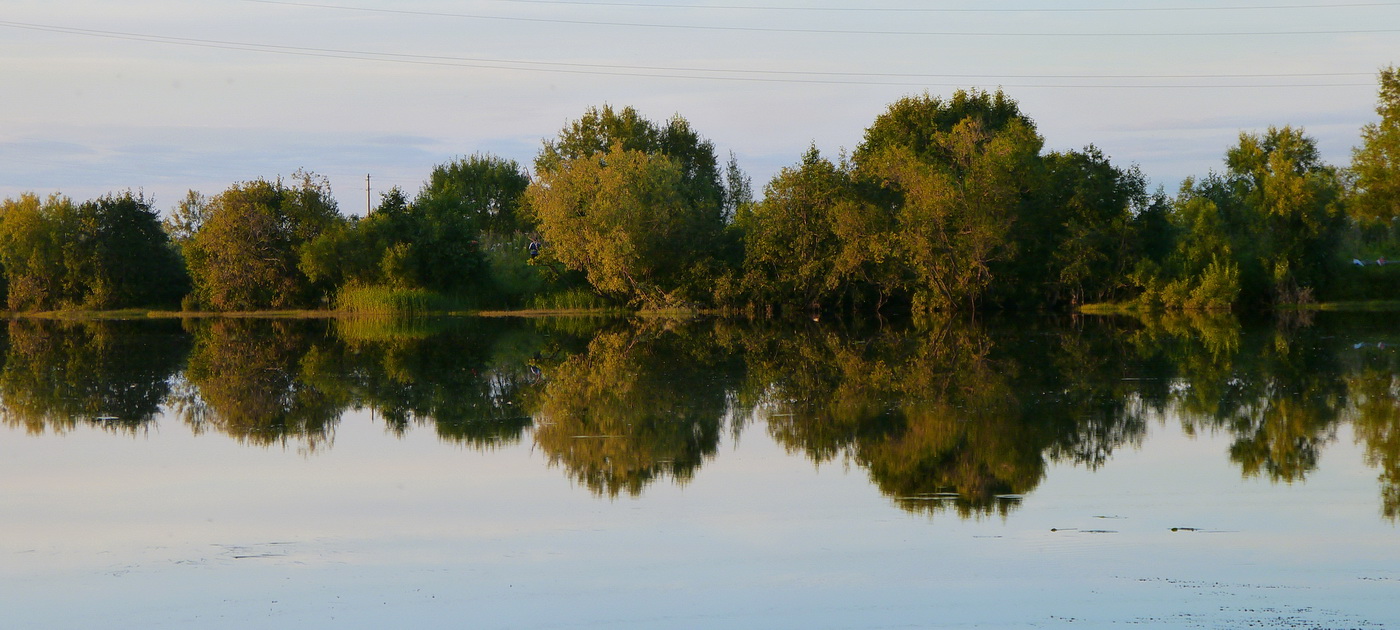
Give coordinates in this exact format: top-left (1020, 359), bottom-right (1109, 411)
top-left (1, 313), bottom-right (1397, 629)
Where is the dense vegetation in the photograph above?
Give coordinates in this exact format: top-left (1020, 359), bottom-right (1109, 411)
top-left (2, 313), bottom-right (1397, 518)
top-left (2, 68), bottom-right (1397, 315)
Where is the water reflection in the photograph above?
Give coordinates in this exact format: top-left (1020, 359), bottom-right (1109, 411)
top-left (0, 319), bottom-right (188, 434)
top-left (532, 320), bottom-right (741, 497)
top-left (174, 318), bottom-right (345, 450)
top-left (1, 311), bottom-right (1396, 519)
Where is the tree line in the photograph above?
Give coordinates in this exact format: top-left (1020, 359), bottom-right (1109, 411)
top-left (3, 67), bottom-right (1397, 314)
top-left (3, 313), bottom-right (1397, 518)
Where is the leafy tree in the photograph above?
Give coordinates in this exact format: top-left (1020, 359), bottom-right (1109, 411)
top-left (303, 155), bottom-right (531, 302)
top-left (301, 187), bottom-right (418, 291)
top-left (848, 89), bottom-right (1046, 313)
top-left (162, 190), bottom-right (209, 248)
top-left (527, 146), bottom-right (693, 304)
top-left (0, 191), bottom-right (183, 310)
top-left (721, 150), bottom-right (753, 223)
top-left (77, 192), bottom-right (188, 308)
top-left (0, 193), bottom-right (68, 310)
top-left (528, 105), bottom-right (729, 305)
top-left (855, 89), bottom-right (1030, 166)
top-left (1224, 125), bottom-right (1346, 303)
top-left (1038, 147), bottom-right (1153, 306)
top-left (857, 101), bottom-right (1044, 312)
top-left (184, 172), bottom-right (345, 310)
top-left (535, 105), bottom-right (724, 218)
top-left (416, 153), bottom-right (530, 239)
top-left (1140, 127), bottom-right (1344, 309)
top-left (737, 146), bottom-right (855, 311)
top-left (1350, 66), bottom-right (1400, 229)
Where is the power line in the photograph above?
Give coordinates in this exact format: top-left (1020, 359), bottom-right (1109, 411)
top-left (0, 20), bottom-right (1378, 88)
top-left (250, 0), bottom-right (1400, 14)
top-left (239, 0), bottom-right (1400, 36)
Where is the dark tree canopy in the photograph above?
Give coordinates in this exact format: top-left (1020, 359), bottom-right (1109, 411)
top-left (416, 153), bottom-right (531, 235)
top-left (184, 172), bottom-right (345, 311)
top-left (0, 191), bottom-right (185, 310)
top-left (855, 88), bottom-right (1037, 167)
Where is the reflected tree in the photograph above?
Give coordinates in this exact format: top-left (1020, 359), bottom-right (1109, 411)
top-left (0, 319), bottom-right (189, 434)
top-left (529, 320), bottom-right (740, 497)
top-left (1347, 344), bottom-right (1400, 520)
top-left (730, 316), bottom-right (1151, 518)
top-left (175, 318), bottom-right (346, 450)
top-left (303, 316), bottom-right (546, 448)
top-left (1120, 311), bottom-right (1347, 482)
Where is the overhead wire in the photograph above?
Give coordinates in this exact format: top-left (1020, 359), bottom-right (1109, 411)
top-left (248, 0), bottom-right (1400, 14)
top-left (236, 0), bottom-right (1400, 37)
top-left (0, 20), bottom-right (1381, 87)
top-left (5, 0), bottom-right (1395, 90)
top-left (0, 19), bottom-right (1377, 84)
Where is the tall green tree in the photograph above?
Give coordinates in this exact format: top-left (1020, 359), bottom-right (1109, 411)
top-left (737, 146), bottom-right (854, 311)
top-left (854, 89), bottom-right (1045, 312)
top-left (528, 106), bottom-right (729, 306)
top-left (1350, 66), bottom-right (1400, 228)
top-left (527, 145), bottom-right (693, 304)
top-left (535, 106), bottom-right (724, 214)
top-left (417, 153), bottom-right (531, 236)
top-left (1039, 147), bottom-right (1152, 306)
top-left (1224, 125), bottom-right (1345, 303)
top-left (301, 154), bottom-right (538, 305)
top-left (1144, 126), bottom-right (1345, 309)
top-left (78, 192), bottom-right (188, 308)
top-left (184, 172), bottom-right (344, 310)
top-left (0, 193), bottom-right (68, 310)
top-left (0, 191), bottom-right (184, 310)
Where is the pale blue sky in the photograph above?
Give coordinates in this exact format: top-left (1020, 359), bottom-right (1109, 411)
top-left (2, 0), bottom-right (1396, 214)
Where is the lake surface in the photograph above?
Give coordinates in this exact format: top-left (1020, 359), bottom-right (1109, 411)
top-left (1, 312), bottom-right (1397, 629)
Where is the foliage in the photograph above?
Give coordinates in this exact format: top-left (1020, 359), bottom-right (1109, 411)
top-left (534, 104), bottom-right (725, 220)
top-left (417, 153), bottom-right (531, 236)
top-left (7, 78), bottom-right (1400, 315)
top-left (1350, 66), bottom-right (1400, 229)
top-left (854, 90), bottom-right (1045, 313)
top-left (300, 155), bottom-right (538, 307)
top-left (529, 144), bottom-right (707, 306)
top-left (736, 146), bottom-right (855, 312)
top-left (184, 172), bottom-right (345, 310)
top-left (0, 191), bottom-right (185, 310)
top-left (527, 105), bottom-right (729, 307)
top-left (1136, 127), bottom-right (1345, 310)
top-left (480, 231), bottom-right (549, 307)
top-left (1036, 147), bottom-right (1153, 306)
top-left (162, 190), bottom-right (208, 247)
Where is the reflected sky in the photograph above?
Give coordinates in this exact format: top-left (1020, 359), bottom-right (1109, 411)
top-left (3, 410), bottom-right (1397, 629)
top-left (2, 313), bottom-right (1398, 628)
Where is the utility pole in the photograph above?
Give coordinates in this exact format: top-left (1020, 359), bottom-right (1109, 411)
top-left (366, 174), bottom-right (372, 215)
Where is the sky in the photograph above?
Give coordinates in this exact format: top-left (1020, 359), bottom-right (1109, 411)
top-left (2, 0), bottom-right (1397, 216)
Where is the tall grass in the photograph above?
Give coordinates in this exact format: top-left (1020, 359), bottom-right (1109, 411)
top-left (333, 315), bottom-right (447, 342)
top-left (527, 287), bottom-right (613, 311)
top-left (334, 283), bottom-right (469, 315)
